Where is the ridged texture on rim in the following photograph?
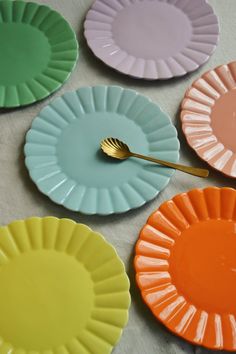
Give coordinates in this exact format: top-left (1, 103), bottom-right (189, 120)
top-left (135, 187), bottom-right (236, 351)
top-left (0, 217), bottom-right (130, 354)
top-left (84, 0), bottom-right (219, 80)
top-left (24, 85), bottom-right (180, 215)
top-left (181, 62), bottom-right (236, 178)
top-left (0, 1), bottom-right (78, 107)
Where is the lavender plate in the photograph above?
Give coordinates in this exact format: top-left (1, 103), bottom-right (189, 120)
top-left (84, 0), bottom-right (219, 80)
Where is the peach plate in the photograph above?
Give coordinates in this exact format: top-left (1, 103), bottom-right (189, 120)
top-left (134, 187), bottom-right (236, 351)
top-left (181, 62), bottom-right (236, 178)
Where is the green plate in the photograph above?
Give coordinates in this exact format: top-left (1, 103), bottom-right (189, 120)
top-left (0, 1), bottom-right (78, 108)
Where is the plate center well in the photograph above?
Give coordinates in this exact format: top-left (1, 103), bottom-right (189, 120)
top-left (211, 89), bottom-right (236, 152)
top-left (112, 1), bottom-right (192, 59)
top-left (0, 23), bottom-right (51, 85)
top-left (0, 250), bottom-right (94, 349)
top-left (169, 220), bottom-right (236, 313)
top-left (56, 112), bottom-right (149, 188)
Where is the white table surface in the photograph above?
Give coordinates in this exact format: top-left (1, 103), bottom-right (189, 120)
top-left (0, 0), bottom-right (236, 353)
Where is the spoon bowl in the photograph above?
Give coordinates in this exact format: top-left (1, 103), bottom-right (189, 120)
top-left (101, 137), bottom-right (131, 160)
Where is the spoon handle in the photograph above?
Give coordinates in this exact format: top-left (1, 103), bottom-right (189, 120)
top-left (131, 153), bottom-right (209, 178)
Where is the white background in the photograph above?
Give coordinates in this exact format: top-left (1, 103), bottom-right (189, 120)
top-left (0, 1), bottom-right (236, 353)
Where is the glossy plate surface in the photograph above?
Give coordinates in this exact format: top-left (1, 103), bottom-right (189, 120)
top-left (0, 217), bottom-right (130, 354)
top-left (24, 85), bottom-right (179, 215)
top-left (0, 1), bottom-right (78, 107)
top-left (135, 187), bottom-right (236, 351)
top-left (84, 0), bottom-right (219, 80)
top-left (181, 62), bottom-right (236, 178)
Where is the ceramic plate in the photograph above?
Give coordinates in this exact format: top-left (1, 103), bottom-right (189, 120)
top-left (135, 187), bottom-right (236, 351)
top-left (181, 62), bottom-right (236, 178)
top-left (0, 1), bottom-right (78, 108)
top-left (0, 217), bottom-right (130, 354)
top-left (84, 0), bottom-right (219, 80)
top-left (24, 85), bottom-right (179, 215)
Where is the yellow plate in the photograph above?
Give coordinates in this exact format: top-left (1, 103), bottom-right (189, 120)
top-left (0, 217), bottom-right (130, 354)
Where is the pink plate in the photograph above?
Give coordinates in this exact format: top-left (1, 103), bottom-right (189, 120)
top-left (181, 62), bottom-right (236, 178)
top-left (84, 0), bottom-right (219, 80)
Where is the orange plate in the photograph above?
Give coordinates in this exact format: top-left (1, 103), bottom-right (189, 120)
top-left (134, 187), bottom-right (236, 351)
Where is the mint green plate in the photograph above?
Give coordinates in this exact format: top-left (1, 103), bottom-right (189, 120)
top-left (0, 1), bottom-right (78, 108)
top-left (24, 86), bottom-right (180, 215)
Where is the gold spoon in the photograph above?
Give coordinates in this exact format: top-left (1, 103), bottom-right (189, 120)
top-left (101, 137), bottom-right (209, 178)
